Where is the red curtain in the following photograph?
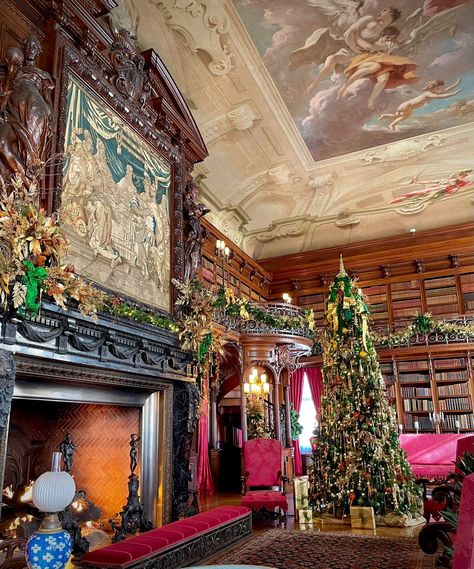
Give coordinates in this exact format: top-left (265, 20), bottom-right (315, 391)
top-left (290, 369), bottom-right (304, 476)
top-left (306, 367), bottom-right (323, 419)
top-left (196, 387), bottom-right (214, 495)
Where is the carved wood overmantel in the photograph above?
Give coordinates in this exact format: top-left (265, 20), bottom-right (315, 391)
top-left (0, 0), bottom-right (208, 311)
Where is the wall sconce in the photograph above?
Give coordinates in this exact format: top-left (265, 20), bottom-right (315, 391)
top-left (215, 239), bottom-right (231, 262)
top-left (282, 293), bottom-right (291, 304)
top-left (243, 367), bottom-right (270, 397)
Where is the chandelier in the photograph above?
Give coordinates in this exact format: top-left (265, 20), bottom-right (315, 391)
top-left (243, 368), bottom-right (270, 396)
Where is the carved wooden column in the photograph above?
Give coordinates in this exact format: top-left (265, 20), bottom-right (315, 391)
top-left (0, 349), bottom-right (16, 514)
top-left (240, 377), bottom-right (248, 443)
top-left (273, 377), bottom-right (281, 442)
top-left (210, 384), bottom-right (218, 448)
top-left (283, 384), bottom-right (293, 448)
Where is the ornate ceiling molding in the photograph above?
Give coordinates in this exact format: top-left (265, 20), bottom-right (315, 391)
top-left (202, 102), bottom-right (260, 145)
top-left (154, 0), bottom-right (232, 76)
top-left (360, 134), bottom-right (447, 165)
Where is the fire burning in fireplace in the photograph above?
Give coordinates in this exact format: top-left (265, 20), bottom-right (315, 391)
top-left (7, 515), bottom-right (33, 534)
top-left (19, 481), bottom-right (34, 503)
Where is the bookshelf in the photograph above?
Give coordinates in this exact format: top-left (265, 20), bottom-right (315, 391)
top-left (380, 352), bottom-right (474, 433)
top-left (424, 276), bottom-right (459, 317)
top-left (199, 220), bottom-right (270, 302)
top-left (460, 272), bottom-right (474, 313)
top-left (391, 280), bottom-right (423, 321)
top-left (363, 284), bottom-right (389, 323)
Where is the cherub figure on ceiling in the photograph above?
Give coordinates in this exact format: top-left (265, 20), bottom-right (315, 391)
top-left (379, 78), bottom-right (462, 130)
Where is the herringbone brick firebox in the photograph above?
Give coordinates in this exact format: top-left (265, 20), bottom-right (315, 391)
top-left (5, 400), bottom-right (140, 521)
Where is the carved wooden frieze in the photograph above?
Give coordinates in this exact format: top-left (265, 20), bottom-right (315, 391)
top-left (2, 303), bottom-right (193, 380)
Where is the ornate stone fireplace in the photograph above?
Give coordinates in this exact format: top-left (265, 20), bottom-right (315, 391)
top-left (0, 302), bottom-right (196, 530)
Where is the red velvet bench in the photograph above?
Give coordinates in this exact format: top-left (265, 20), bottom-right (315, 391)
top-left (80, 506), bottom-right (252, 569)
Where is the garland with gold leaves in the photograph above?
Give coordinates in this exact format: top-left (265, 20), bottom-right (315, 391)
top-left (0, 176), bottom-right (104, 317)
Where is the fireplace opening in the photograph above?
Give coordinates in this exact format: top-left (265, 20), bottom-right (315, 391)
top-left (1, 399), bottom-right (141, 542)
top-left (0, 372), bottom-right (172, 545)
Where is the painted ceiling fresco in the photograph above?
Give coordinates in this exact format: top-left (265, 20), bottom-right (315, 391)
top-left (233, 0), bottom-right (474, 162)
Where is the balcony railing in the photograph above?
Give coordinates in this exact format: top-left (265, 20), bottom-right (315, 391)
top-left (371, 315), bottom-right (474, 348)
top-left (309, 316), bottom-right (474, 355)
top-left (213, 302), bottom-right (312, 338)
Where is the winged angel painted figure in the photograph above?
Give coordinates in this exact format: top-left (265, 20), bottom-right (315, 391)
top-left (233, 0), bottom-right (474, 161)
top-left (291, 0), bottom-right (469, 110)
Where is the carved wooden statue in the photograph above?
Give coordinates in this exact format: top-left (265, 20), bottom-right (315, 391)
top-left (0, 34), bottom-right (54, 184)
top-left (183, 182), bottom-right (210, 282)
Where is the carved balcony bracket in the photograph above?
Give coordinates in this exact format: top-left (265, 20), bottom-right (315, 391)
top-left (381, 264), bottom-right (391, 279)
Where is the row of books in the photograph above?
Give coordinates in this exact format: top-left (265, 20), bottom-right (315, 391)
top-left (397, 361), bottom-right (430, 371)
top-left (391, 290), bottom-right (421, 301)
top-left (398, 374), bottom-right (430, 383)
top-left (392, 307), bottom-right (423, 318)
top-left (438, 382), bottom-right (470, 396)
top-left (464, 299), bottom-right (474, 311)
top-left (429, 305), bottom-right (459, 315)
top-left (425, 287), bottom-right (457, 297)
top-left (386, 385), bottom-right (396, 399)
top-left (425, 295), bottom-right (458, 305)
top-left (434, 358), bottom-right (465, 368)
top-left (392, 299), bottom-right (422, 309)
top-left (405, 416), bottom-right (432, 429)
top-left (438, 397), bottom-right (472, 411)
top-left (401, 386), bottom-right (431, 397)
top-left (403, 399), bottom-right (434, 412)
top-left (444, 415), bottom-right (474, 430)
top-left (391, 280), bottom-right (419, 292)
top-left (435, 371), bottom-right (467, 382)
top-left (425, 276), bottom-right (456, 287)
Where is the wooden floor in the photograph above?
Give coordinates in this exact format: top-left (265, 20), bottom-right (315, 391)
top-left (199, 491), bottom-right (424, 539)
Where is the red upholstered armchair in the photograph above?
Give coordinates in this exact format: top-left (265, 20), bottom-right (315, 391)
top-left (240, 438), bottom-right (289, 525)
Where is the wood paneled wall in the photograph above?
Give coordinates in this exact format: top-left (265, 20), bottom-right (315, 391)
top-left (200, 219), bottom-right (271, 301)
top-left (258, 223), bottom-right (474, 327)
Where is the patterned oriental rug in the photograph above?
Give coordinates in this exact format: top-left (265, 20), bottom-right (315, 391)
top-left (213, 529), bottom-right (436, 569)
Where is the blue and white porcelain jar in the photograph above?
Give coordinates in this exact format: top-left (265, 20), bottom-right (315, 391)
top-left (26, 453), bottom-right (76, 569)
top-left (26, 525), bottom-right (72, 569)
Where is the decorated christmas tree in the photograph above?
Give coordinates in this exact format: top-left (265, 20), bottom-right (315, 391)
top-left (309, 257), bottom-right (422, 521)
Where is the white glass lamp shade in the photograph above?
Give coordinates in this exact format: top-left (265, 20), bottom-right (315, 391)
top-left (32, 471), bottom-right (76, 513)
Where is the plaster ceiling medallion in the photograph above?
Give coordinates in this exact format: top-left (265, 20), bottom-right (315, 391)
top-left (154, 0), bottom-right (233, 76)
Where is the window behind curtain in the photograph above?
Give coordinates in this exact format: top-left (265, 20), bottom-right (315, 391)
top-left (299, 372), bottom-right (317, 454)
